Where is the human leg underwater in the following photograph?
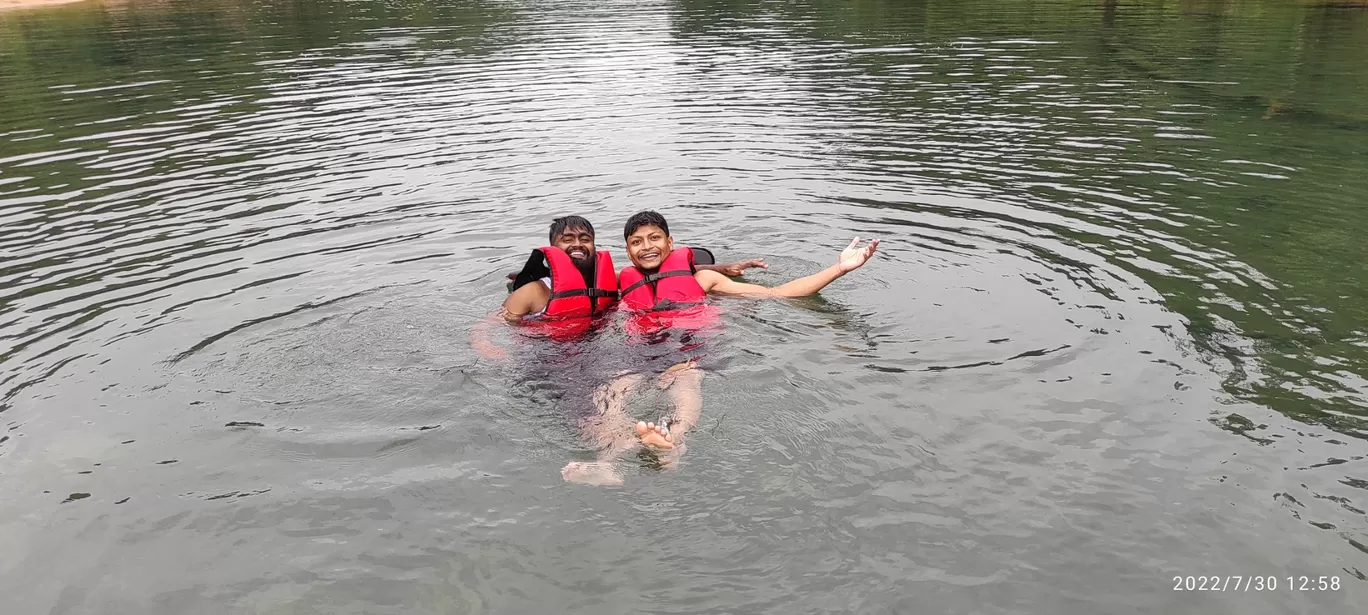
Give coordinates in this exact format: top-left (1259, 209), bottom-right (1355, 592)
top-left (561, 372), bottom-right (647, 486)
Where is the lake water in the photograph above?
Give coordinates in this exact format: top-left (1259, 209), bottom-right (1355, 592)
top-left (1, 0), bottom-right (1366, 612)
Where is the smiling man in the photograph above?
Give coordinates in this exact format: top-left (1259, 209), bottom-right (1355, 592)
top-left (498, 216), bottom-right (614, 326)
top-left (498, 215), bottom-right (766, 326)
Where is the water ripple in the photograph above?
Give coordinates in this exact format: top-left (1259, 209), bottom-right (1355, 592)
top-left (2, 0), bottom-right (1367, 611)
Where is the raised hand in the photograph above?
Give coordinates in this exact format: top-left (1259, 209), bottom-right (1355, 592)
top-left (837, 237), bottom-right (879, 273)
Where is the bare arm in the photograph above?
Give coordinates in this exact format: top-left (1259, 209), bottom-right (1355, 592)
top-left (471, 283), bottom-right (550, 360)
top-left (501, 282), bottom-right (550, 322)
top-left (471, 312), bottom-right (510, 360)
top-left (695, 238), bottom-right (878, 298)
top-left (695, 258), bottom-right (768, 277)
top-left (696, 267), bottom-right (844, 298)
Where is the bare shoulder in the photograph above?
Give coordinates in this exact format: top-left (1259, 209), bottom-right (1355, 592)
top-left (504, 280), bottom-right (550, 315)
top-left (694, 268), bottom-right (727, 290)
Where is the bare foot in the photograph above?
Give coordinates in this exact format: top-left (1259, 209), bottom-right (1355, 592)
top-left (561, 461), bottom-right (624, 486)
top-left (635, 421), bottom-right (674, 450)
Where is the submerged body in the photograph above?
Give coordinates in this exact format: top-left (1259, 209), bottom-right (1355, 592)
top-left (562, 211), bottom-right (880, 485)
top-left (471, 215), bottom-right (769, 486)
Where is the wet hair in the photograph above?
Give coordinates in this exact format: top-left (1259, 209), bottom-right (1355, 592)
top-left (548, 215), bottom-right (595, 244)
top-left (624, 210), bottom-right (669, 239)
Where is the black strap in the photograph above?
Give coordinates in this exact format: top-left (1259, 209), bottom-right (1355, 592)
top-left (650, 299), bottom-right (702, 312)
top-left (549, 288), bottom-right (619, 300)
top-left (550, 286), bottom-right (616, 317)
top-left (510, 251), bottom-right (551, 292)
top-left (620, 270), bottom-right (693, 300)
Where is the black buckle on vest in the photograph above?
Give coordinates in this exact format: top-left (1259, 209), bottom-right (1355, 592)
top-left (549, 288), bottom-right (620, 300)
top-left (549, 287), bottom-right (617, 317)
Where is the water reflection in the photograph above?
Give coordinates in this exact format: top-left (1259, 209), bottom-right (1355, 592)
top-left (1, 0), bottom-right (1366, 612)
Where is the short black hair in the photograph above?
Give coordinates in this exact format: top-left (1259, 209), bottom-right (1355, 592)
top-left (624, 210), bottom-right (669, 239)
top-left (549, 215), bottom-right (595, 244)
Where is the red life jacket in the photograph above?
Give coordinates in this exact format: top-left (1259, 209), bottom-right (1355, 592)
top-left (511, 247), bottom-right (618, 340)
top-left (618, 246), bottom-right (719, 335)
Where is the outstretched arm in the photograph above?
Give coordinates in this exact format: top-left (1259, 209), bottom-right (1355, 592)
top-left (696, 257), bottom-right (768, 277)
top-left (695, 237), bottom-right (878, 298)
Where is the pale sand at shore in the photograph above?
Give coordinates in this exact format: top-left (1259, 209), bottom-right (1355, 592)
top-left (0, 0), bottom-right (90, 11)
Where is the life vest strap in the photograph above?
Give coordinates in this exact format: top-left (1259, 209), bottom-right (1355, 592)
top-left (549, 288), bottom-right (620, 300)
top-left (619, 269), bottom-right (693, 300)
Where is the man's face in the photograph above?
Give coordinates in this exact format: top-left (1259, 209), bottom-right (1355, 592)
top-left (625, 224), bottom-right (673, 271)
top-left (552, 225), bottom-right (595, 266)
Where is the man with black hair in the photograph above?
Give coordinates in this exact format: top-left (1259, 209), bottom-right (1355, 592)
top-left (497, 215), bottom-right (765, 324)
